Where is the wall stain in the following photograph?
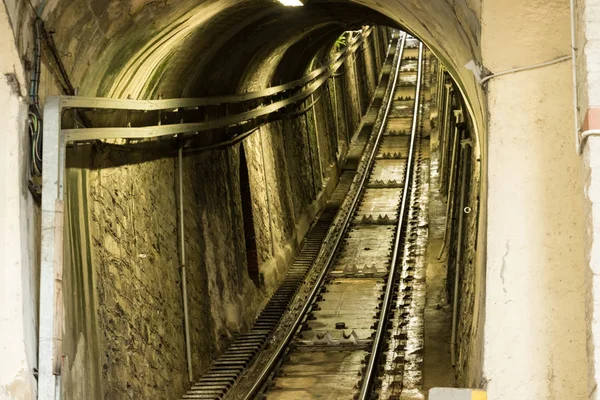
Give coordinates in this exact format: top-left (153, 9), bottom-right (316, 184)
top-left (4, 72), bottom-right (22, 97)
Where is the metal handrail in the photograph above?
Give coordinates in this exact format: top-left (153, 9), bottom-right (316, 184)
top-left (357, 41), bottom-right (424, 400)
top-left (237, 31), bottom-right (407, 400)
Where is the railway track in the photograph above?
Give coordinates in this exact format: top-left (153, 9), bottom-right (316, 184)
top-left (254, 38), bottom-right (424, 400)
top-left (181, 31), bottom-right (428, 400)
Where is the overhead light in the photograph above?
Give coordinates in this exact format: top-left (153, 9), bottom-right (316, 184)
top-left (278, 0), bottom-right (303, 6)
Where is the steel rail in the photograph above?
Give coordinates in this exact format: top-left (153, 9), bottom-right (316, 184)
top-left (357, 40), bottom-right (424, 400)
top-left (237, 31), bottom-right (407, 400)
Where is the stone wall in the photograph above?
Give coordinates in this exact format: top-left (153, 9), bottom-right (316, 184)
top-left (62, 145), bottom-right (264, 399)
top-left (432, 66), bottom-right (483, 388)
top-left (240, 28), bottom-right (389, 293)
top-left (454, 107), bottom-right (482, 387)
top-left (89, 151), bottom-right (188, 399)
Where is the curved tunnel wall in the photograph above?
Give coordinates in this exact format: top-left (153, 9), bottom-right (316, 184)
top-left (3, 0), bottom-right (488, 398)
top-left (52, 17), bottom-right (392, 400)
top-left (1, 0), bottom-right (594, 399)
top-left (35, 0), bottom-right (485, 136)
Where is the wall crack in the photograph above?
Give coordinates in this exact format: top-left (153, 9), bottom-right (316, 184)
top-left (500, 240), bottom-right (509, 294)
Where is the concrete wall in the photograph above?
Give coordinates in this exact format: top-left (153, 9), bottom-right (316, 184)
top-left (481, 0), bottom-right (587, 399)
top-left (0, 3), bottom-right (38, 399)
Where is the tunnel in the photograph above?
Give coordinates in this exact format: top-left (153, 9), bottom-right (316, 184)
top-left (0, 0), bottom-right (594, 399)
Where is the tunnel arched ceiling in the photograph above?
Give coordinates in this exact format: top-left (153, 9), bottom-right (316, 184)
top-left (42, 0), bottom-right (484, 148)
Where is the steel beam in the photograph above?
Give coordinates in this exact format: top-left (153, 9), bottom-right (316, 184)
top-left (39, 96), bottom-right (64, 400)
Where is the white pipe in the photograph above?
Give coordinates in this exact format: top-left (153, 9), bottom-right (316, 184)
top-left (178, 146), bottom-right (193, 382)
top-left (580, 129), bottom-right (600, 153)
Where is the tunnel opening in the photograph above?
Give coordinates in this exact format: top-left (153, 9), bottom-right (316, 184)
top-left (239, 145), bottom-right (260, 286)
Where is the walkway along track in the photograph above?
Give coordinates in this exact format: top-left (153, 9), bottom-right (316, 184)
top-left (180, 32), bottom-right (426, 400)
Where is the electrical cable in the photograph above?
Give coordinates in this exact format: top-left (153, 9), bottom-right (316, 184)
top-left (28, 108), bottom-right (43, 176)
top-left (183, 125), bottom-right (263, 154)
top-left (480, 55), bottom-right (571, 85)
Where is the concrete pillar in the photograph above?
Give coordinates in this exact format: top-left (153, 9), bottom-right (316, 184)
top-left (0, 5), bottom-right (37, 399)
top-left (481, 0), bottom-right (587, 399)
top-left (584, 139), bottom-right (600, 400)
top-left (439, 84), bottom-right (453, 193)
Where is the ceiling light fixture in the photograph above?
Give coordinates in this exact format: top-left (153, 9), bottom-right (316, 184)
top-left (278, 0), bottom-right (304, 6)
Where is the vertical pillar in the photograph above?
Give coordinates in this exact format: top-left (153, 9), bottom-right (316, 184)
top-left (310, 92), bottom-right (323, 183)
top-left (39, 97), bottom-right (64, 400)
top-left (482, 0), bottom-right (587, 398)
top-left (578, 1), bottom-right (600, 398)
top-left (439, 83), bottom-right (453, 191)
top-left (353, 38), bottom-right (362, 117)
top-left (328, 78), bottom-right (341, 156)
top-left (0, 7), bottom-right (38, 397)
top-left (332, 77), bottom-right (340, 151)
top-left (304, 102), bottom-right (317, 198)
top-left (341, 64), bottom-right (351, 143)
top-left (258, 128), bottom-right (276, 255)
top-left (445, 110), bottom-right (463, 204)
top-left (436, 66), bottom-right (445, 113)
